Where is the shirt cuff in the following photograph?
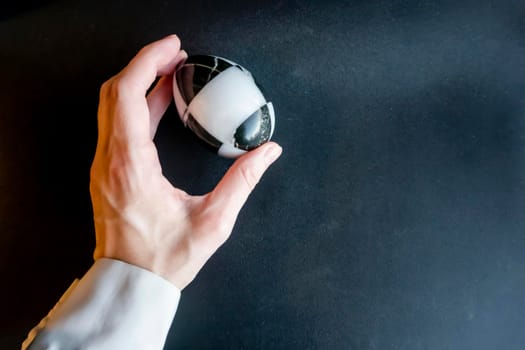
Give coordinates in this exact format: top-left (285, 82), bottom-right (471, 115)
top-left (23, 258), bottom-right (180, 350)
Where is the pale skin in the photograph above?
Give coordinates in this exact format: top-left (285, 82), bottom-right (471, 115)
top-left (90, 34), bottom-right (282, 289)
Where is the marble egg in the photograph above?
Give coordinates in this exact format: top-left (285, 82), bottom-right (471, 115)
top-left (173, 55), bottom-right (275, 158)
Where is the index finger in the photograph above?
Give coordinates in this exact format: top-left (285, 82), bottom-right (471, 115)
top-left (119, 35), bottom-right (182, 99)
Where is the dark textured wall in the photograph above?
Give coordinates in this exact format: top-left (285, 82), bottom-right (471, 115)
top-left (1, 0), bottom-right (524, 349)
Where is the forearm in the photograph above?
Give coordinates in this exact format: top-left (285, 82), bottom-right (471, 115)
top-left (22, 259), bottom-right (180, 350)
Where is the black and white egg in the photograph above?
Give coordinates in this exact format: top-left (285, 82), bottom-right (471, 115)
top-left (173, 55), bottom-right (275, 158)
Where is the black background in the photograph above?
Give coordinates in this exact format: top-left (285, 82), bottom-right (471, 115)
top-left (1, 0), bottom-right (524, 349)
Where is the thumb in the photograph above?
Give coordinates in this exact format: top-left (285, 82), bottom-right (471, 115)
top-left (209, 142), bottom-right (282, 221)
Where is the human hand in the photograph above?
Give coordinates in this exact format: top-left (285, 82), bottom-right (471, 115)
top-left (90, 35), bottom-right (282, 289)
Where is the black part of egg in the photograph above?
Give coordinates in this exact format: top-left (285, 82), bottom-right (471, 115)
top-left (176, 64), bottom-right (197, 103)
top-left (186, 55), bottom-right (236, 72)
top-left (234, 103), bottom-right (272, 151)
top-left (176, 55), bottom-right (246, 105)
top-left (176, 64), bottom-right (222, 104)
top-left (186, 113), bottom-right (223, 150)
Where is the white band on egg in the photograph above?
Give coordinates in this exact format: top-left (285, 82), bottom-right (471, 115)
top-left (186, 67), bottom-right (267, 145)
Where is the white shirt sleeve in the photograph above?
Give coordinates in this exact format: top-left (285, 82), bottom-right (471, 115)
top-left (22, 258), bottom-right (180, 350)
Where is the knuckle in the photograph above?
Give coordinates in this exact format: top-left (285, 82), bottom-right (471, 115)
top-left (89, 163), bottom-right (96, 181)
top-left (214, 230), bottom-right (231, 246)
top-left (100, 77), bottom-right (124, 100)
top-left (99, 79), bottom-right (112, 96)
top-left (113, 76), bottom-right (130, 95)
top-left (214, 217), bottom-right (232, 239)
top-left (100, 75), bottom-right (133, 102)
top-left (199, 210), bottom-right (233, 246)
top-left (137, 44), bottom-right (151, 58)
top-left (239, 163), bottom-right (260, 190)
top-left (210, 222), bottom-right (232, 246)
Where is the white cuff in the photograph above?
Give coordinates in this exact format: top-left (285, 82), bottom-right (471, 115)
top-left (22, 258), bottom-right (180, 350)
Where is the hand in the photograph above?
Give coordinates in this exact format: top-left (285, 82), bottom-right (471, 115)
top-left (89, 35), bottom-right (282, 289)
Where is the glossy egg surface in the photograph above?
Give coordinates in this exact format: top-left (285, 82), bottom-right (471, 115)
top-left (173, 55), bottom-right (275, 158)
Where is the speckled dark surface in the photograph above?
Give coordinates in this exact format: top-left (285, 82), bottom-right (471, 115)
top-left (1, 1), bottom-right (524, 349)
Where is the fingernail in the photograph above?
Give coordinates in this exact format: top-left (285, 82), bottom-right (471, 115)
top-left (163, 33), bottom-right (179, 40)
top-left (264, 144), bottom-right (282, 165)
